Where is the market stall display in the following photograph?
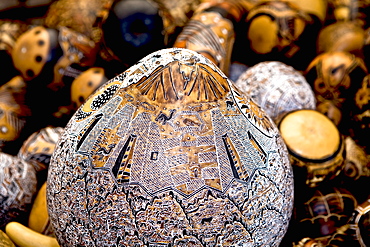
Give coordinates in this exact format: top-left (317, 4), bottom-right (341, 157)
top-left (0, 0), bottom-right (369, 246)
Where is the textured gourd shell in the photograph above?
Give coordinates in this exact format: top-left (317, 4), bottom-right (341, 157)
top-left (234, 61), bottom-right (316, 122)
top-left (44, 0), bottom-right (111, 42)
top-left (47, 48), bottom-right (294, 246)
top-left (349, 198), bottom-right (370, 247)
top-left (0, 152), bottom-right (37, 228)
top-left (18, 126), bottom-right (64, 173)
top-left (297, 187), bottom-right (357, 238)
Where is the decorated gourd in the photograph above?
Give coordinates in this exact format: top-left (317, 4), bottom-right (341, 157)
top-left (151, 0), bottom-right (201, 45)
top-left (174, 0), bottom-right (249, 75)
top-left (292, 224), bottom-right (359, 247)
top-left (0, 76), bottom-right (31, 154)
top-left (326, 0), bottom-right (370, 28)
top-left (317, 22), bottom-right (365, 56)
top-left (11, 25), bottom-right (99, 127)
top-left (11, 26), bottom-right (61, 82)
top-left (0, 20), bottom-right (29, 85)
top-left (47, 48), bottom-right (294, 246)
top-left (349, 198), bottom-right (370, 247)
top-left (343, 136), bottom-right (370, 180)
top-left (350, 74), bottom-right (370, 152)
top-left (11, 25), bottom-right (97, 89)
top-left (244, 0), bottom-right (319, 70)
top-left (70, 67), bottom-right (108, 110)
top-left (285, 0), bottom-right (328, 23)
top-left (18, 126), bottom-right (64, 171)
top-left (278, 109), bottom-right (345, 187)
top-left (305, 51), bottom-right (368, 132)
top-left (102, 0), bottom-right (165, 67)
top-left (296, 187), bottom-right (357, 245)
top-left (45, 0), bottom-right (112, 43)
top-left (0, 152), bottom-right (37, 229)
top-left (17, 126), bottom-right (64, 185)
top-left (234, 61), bottom-right (316, 122)
top-left (293, 237), bottom-right (325, 247)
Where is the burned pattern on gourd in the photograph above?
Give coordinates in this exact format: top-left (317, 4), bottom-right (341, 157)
top-left (47, 48), bottom-right (294, 247)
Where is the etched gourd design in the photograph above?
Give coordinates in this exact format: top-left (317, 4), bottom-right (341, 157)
top-left (47, 48), bottom-right (294, 246)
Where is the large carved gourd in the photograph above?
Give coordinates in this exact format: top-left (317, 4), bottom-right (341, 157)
top-left (47, 48), bottom-right (294, 246)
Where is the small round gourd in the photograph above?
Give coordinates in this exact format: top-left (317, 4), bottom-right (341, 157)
top-left (244, 0), bottom-right (318, 70)
top-left (70, 67), bottom-right (107, 110)
top-left (102, 0), bottom-right (165, 66)
top-left (278, 109), bottom-right (345, 187)
top-left (234, 61), bottom-right (316, 122)
top-left (305, 51), bottom-right (368, 132)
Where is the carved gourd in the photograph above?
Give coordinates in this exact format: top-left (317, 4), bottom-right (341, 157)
top-left (234, 61), bottom-right (316, 122)
top-left (47, 48), bottom-right (294, 246)
top-left (0, 153), bottom-right (37, 229)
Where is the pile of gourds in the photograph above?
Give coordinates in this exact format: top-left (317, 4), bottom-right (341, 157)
top-left (0, 0), bottom-right (369, 246)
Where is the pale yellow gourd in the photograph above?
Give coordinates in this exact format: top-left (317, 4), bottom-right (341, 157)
top-left (5, 222), bottom-right (59, 247)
